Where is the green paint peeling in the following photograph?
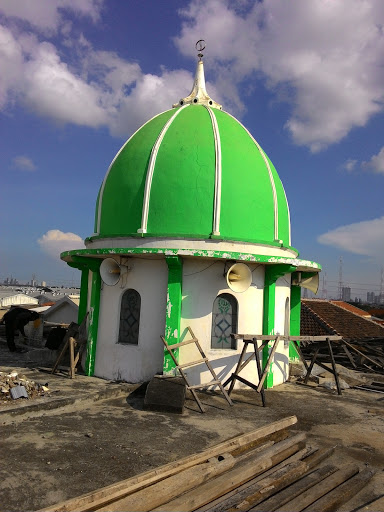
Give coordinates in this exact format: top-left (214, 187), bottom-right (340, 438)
top-left (78, 268), bottom-right (89, 325)
top-left (61, 247), bottom-right (321, 271)
top-left (85, 264), bottom-right (101, 376)
top-left (68, 257), bottom-right (102, 377)
top-left (67, 256), bottom-right (102, 328)
top-left (262, 264), bottom-right (297, 388)
top-left (163, 256), bottom-right (183, 374)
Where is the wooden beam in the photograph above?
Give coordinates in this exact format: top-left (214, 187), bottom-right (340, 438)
top-left (277, 464), bottom-right (359, 511)
top-left (250, 464), bottom-right (338, 512)
top-left (200, 447), bottom-right (311, 512)
top-left (209, 460), bottom-right (311, 512)
top-left (224, 447), bottom-right (336, 512)
top-left (152, 433), bottom-right (306, 512)
top-left (40, 416), bottom-right (297, 512)
top-left (97, 454), bottom-right (235, 512)
top-left (303, 468), bottom-right (374, 512)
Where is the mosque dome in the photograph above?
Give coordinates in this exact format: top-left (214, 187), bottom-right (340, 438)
top-left (93, 53), bottom-right (291, 249)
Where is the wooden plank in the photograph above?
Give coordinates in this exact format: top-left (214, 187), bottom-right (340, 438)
top-left (343, 340), bottom-right (384, 368)
top-left (40, 417), bottom-right (297, 512)
top-left (204, 447), bottom-right (312, 512)
top-left (302, 468), bottom-right (374, 512)
top-left (327, 338), bottom-right (342, 395)
top-left (341, 342), bottom-right (357, 368)
top-left (220, 447), bottom-right (336, 512)
top-left (152, 433), bottom-right (306, 512)
top-left (277, 464), bottom-right (359, 512)
top-left (233, 335), bottom-right (342, 342)
top-left (300, 446), bottom-right (336, 469)
top-left (257, 337), bottom-right (280, 392)
top-left (188, 380), bottom-right (221, 389)
top-left (251, 464), bottom-right (338, 512)
top-left (353, 494), bottom-right (384, 512)
top-left (165, 338), bottom-right (196, 349)
top-left (69, 337), bottom-right (76, 379)
top-left (178, 358), bottom-right (207, 368)
top-left (200, 447), bottom-right (311, 512)
top-left (97, 454), bottom-right (236, 512)
top-left (208, 460), bottom-right (311, 512)
top-left (226, 340), bottom-right (249, 393)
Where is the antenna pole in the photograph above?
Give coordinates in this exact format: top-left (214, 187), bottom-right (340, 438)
top-left (338, 256), bottom-right (343, 300)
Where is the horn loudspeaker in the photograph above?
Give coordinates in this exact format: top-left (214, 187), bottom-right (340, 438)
top-left (100, 258), bottom-right (121, 286)
top-left (226, 263), bottom-right (252, 293)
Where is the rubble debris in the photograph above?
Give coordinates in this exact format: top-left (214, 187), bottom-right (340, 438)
top-left (0, 370), bottom-right (50, 403)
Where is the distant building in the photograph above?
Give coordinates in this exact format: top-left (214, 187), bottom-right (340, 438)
top-left (0, 291), bottom-right (38, 308)
top-left (367, 291), bottom-right (375, 303)
top-left (341, 287), bottom-right (351, 302)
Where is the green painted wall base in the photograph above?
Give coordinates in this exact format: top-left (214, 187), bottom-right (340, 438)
top-left (289, 282), bottom-right (302, 361)
top-left (163, 256), bottom-right (183, 374)
top-left (68, 257), bottom-right (101, 377)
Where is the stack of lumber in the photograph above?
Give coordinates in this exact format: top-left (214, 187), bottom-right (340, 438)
top-left (40, 416), bottom-right (374, 512)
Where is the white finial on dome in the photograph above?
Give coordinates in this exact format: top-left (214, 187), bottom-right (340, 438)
top-left (173, 40), bottom-right (222, 110)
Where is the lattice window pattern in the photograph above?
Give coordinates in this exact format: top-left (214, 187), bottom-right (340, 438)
top-left (118, 289), bottom-right (141, 345)
top-left (211, 293), bottom-right (238, 349)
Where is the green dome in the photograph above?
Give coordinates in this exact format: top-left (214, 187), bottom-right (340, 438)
top-left (94, 104), bottom-right (291, 247)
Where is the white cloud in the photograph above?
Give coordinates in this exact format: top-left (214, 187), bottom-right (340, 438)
top-left (318, 217), bottom-right (384, 258)
top-left (12, 156), bottom-right (36, 171)
top-left (109, 68), bottom-right (195, 137)
top-left (0, 23), bottom-right (195, 136)
top-left (0, 25), bottom-right (24, 108)
top-left (38, 230), bottom-right (84, 259)
top-left (23, 42), bottom-right (108, 127)
top-left (174, 0), bottom-right (384, 151)
top-left (3, 0), bottom-right (383, 147)
top-left (341, 159), bottom-right (358, 172)
top-left (362, 146), bottom-right (384, 174)
top-left (0, 0), bottom-right (103, 32)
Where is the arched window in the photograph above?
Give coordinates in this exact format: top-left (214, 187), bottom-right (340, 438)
top-left (211, 293), bottom-right (238, 349)
top-left (118, 289), bottom-right (141, 345)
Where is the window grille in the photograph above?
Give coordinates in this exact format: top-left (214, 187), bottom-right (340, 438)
top-left (118, 289), bottom-right (141, 345)
top-left (211, 293), bottom-right (238, 349)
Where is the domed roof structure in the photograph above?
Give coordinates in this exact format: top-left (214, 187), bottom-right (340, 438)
top-left (93, 56), bottom-right (291, 249)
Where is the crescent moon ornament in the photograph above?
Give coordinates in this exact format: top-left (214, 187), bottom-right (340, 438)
top-left (195, 39), bottom-right (206, 59)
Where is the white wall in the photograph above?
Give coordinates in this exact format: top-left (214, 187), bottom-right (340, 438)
top-left (92, 255), bottom-right (293, 388)
top-left (179, 259), bottom-right (265, 389)
top-left (94, 257), bottom-right (168, 382)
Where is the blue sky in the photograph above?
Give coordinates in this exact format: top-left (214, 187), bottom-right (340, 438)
top-left (1, 0), bottom-right (384, 298)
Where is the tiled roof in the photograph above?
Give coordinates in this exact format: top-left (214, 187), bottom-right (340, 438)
top-left (330, 301), bottom-right (371, 318)
top-left (301, 299), bottom-right (384, 340)
top-left (300, 303), bottom-right (332, 337)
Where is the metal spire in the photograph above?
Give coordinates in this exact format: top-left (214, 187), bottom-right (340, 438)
top-left (173, 40), bottom-right (222, 109)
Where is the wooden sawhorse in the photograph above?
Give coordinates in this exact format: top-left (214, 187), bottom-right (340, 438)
top-left (223, 334), bottom-right (344, 402)
top-left (223, 335), bottom-right (284, 406)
